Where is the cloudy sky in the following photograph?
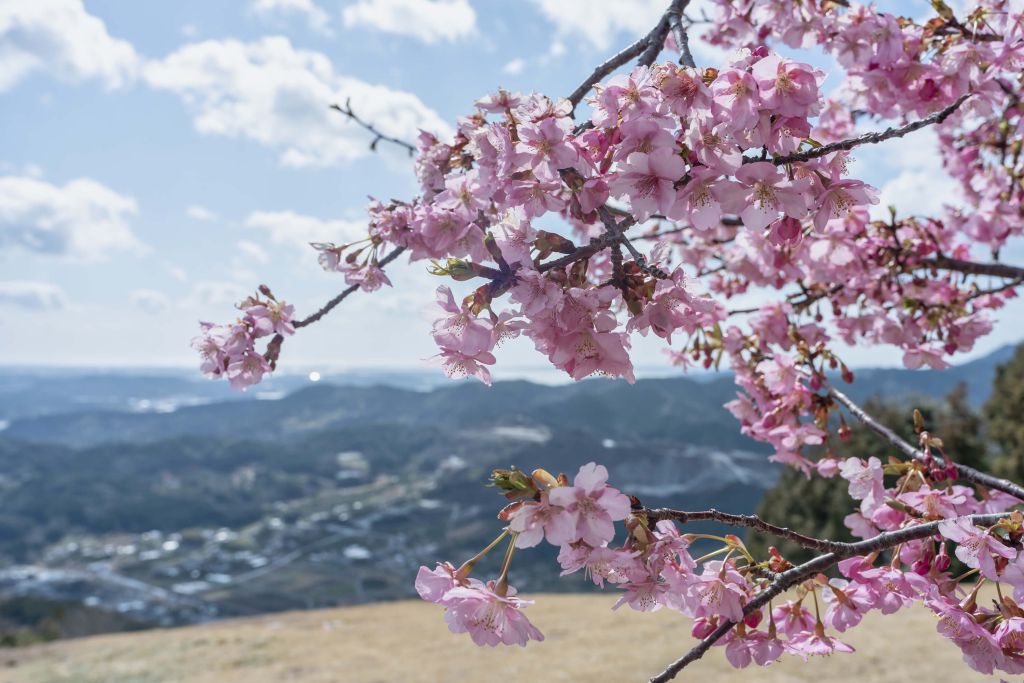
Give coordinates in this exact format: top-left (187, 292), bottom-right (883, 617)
top-left (2, 0), bottom-right (1020, 377)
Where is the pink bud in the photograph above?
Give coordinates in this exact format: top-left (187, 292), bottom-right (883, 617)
top-left (691, 617), bottom-right (716, 639)
top-left (934, 542), bottom-right (952, 573)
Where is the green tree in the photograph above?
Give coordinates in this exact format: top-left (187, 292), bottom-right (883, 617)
top-left (747, 384), bottom-right (987, 565)
top-left (984, 344), bottom-right (1024, 482)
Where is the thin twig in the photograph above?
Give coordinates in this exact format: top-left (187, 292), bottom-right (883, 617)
top-left (644, 508), bottom-right (848, 553)
top-left (767, 94), bottom-right (970, 166)
top-left (295, 246), bottom-right (407, 328)
top-left (830, 386), bottom-right (1024, 501)
top-left (330, 100), bottom-right (417, 156)
top-left (596, 206), bottom-right (667, 278)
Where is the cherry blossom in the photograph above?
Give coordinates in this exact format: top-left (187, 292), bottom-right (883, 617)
top-left (546, 462), bottom-right (631, 546)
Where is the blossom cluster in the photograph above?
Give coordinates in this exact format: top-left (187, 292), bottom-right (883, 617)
top-left (418, 460), bottom-right (1024, 674)
top-left (670, 0), bottom-right (1024, 373)
top-left (191, 287), bottom-right (294, 391)
top-left (350, 44), bottom-right (882, 385)
top-left (193, 0), bottom-right (1024, 393)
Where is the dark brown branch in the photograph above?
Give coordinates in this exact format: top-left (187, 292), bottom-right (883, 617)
top-left (921, 254), bottom-right (1024, 280)
top-left (537, 234), bottom-right (620, 273)
top-left (596, 206), bottom-right (668, 276)
top-left (567, 37), bottom-right (651, 112)
top-left (666, 0), bottom-right (696, 68)
top-left (767, 94), bottom-right (970, 166)
top-left (637, 16), bottom-right (673, 67)
top-left (567, 0), bottom-right (691, 112)
top-left (295, 245), bottom-right (407, 329)
top-left (330, 100), bottom-right (417, 156)
top-left (648, 512), bottom-right (1008, 683)
top-left (644, 508), bottom-right (847, 553)
top-left (830, 386), bottom-right (1024, 501)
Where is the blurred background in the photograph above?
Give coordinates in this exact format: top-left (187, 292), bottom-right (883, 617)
top-left (2, 1), bottom-right (1023, 682)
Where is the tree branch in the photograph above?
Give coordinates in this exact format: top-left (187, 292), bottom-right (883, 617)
top-left (644, 508), bottom-right (848, 553)
top-left (830, 386), bottom-right (1024, 501)
top-left (294, 245), bottom-right (407, 329)
top-left (666, 0), bottom-right (696, 68)
top-left (567, 37), bottom-right (652, 112)
top-left (648, 512), bottom-right (1008, 683)
top-left (537, 233), bottom-right (621, 273)
top-left (596, 206), bottom-right (669, 278)
top-left (637, 16), bottom-right (673, 67)
top-left (921, 254), bottom-right (1024, 280)
top-left (767, 94), bottom-right (970, 166)
top-left (330, 100), bottom-right (417, 156)
top-left (567, 0), bottom-right (689, 113)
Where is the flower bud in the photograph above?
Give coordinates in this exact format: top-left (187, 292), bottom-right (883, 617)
top-left (934, 542), bottom-right (952, 573)
top-left (534, 230), bottom-right (576, 255)
top-left (691, 617), bottom-right (716, 639)
top-left (428, 258), bottom-right (476, 281)
top-left (531, 468), bottom-right (559, 488)
top-left (837, 421), bottom-right (852, 442)
top-left (447, 258), bottom-right (477, 281)
top-left (768, 546), bottom-right (792, 573)
top-left (489, 467), bottom-right (538, 499)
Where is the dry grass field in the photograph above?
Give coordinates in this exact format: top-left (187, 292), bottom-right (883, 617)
top-left (1, 593), bottom-right (1007, 683)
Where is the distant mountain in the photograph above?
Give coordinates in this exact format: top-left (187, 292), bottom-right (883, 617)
top-left (843, 343), bottom-right (1016, 408)
top-left (0, 344), bottom-right (1015, 637)
top-left (0, 367), bottom-right (449, 423)
top-left (2, 344), bottom-right (1014, 447)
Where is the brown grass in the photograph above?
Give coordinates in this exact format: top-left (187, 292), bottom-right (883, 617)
top-left (0, 593), bottom-right (1005, 683)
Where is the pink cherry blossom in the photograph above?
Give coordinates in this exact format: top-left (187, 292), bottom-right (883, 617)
top-left (938, 517), bottom-right (1017, 579)
top-left (443, 582), bottom-right (544, 646)
top-left (734, 162), bottom-right (810, 231)
top-left (546, 462), bottom-right (631, 546)
top-left (432, 286), bottom-right (495, 356)
top-left (785, 630), bottom-right (856, 659)
top-left (415, 562), bottom-right (465, 604)
top-left (507, 492), bottom-right (569, 549)
top-left (608, 149), bottom-right (686, 221)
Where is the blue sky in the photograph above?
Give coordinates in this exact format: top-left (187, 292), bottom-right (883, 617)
top-left (2, 0), bottom-right (1020, 377)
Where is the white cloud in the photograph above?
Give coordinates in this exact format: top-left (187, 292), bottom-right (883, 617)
top-left (165, 263), bottom-right (189, 282)
top-left (0, 175), bottom-right (144, 259)
top-left (130, 289), bottom-right (169, 314)
top-left (0, 0), bottom-right (140, 92)
top-left (528, 0), bottom-right (665, 50)
top-left (143, 37), bottom-right (451, 167)
top-left (186, 204), bottom-right (218, 222)
top-left (502, 58), bottom-right (525, 75)
top-left (0, 281), bottom-right (66, 310)
top-left (875, 170), bottom-right (960, 219)
top-left (249, 0), bottom-right (332, 35)
top-left (188, 281), bottom-right (250, 308)
top-left (852, 129), bottom-right (962, 220)
top-left (237, 239), bottom-right (270, 263)
top-left (245, 210), bottom-right (367, 250)
top-left (342, 0), bottom-right (476, 44)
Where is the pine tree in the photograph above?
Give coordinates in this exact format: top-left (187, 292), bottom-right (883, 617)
top-left (984, 345), bottom-right (1024, 482)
